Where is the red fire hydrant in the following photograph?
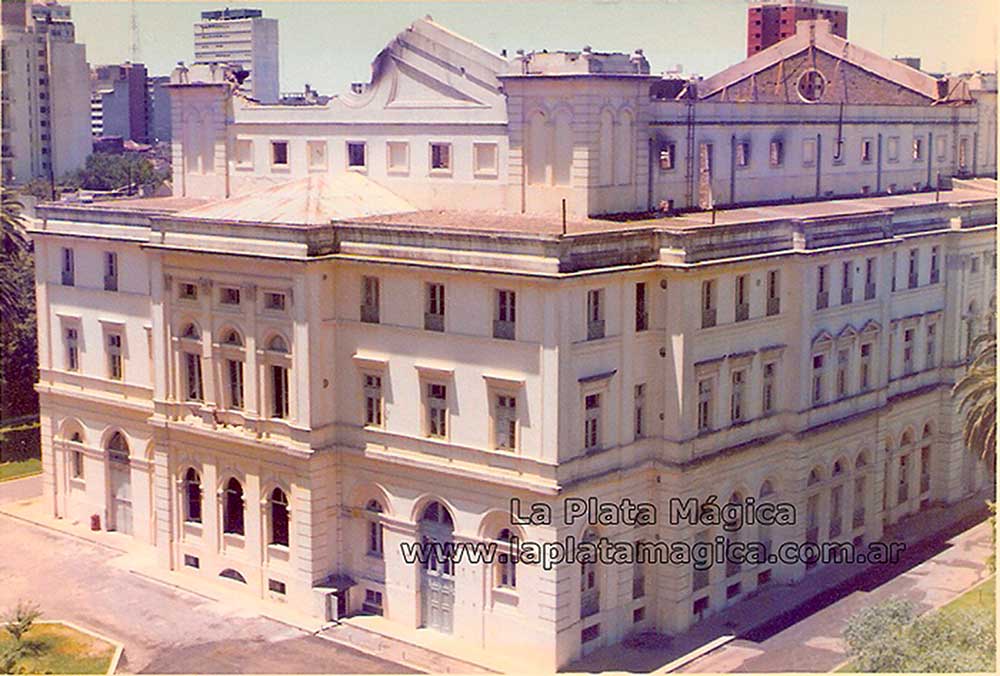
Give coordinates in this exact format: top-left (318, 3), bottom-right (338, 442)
top-left (90, 514), bottom-right (101, 531)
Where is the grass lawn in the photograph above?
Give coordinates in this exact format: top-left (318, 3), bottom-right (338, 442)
top-left (0, 457), bottom-right (41, 482)
top-left (0, 622), bottom-right (115, 674)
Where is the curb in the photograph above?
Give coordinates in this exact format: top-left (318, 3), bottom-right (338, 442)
top-left (0, 510), bottom-right (128, 554)
top-left (0, 470), bottom-right (42, 484)
top-left (313, 630), bottom-right (430, 674)
top-left (35, 620), bottom-right (124, 675)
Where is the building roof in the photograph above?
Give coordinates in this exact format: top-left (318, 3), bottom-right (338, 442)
top-left (178, 173), bottom-right (416, 225)
top-left (700, 19), bottom-right (948, 101)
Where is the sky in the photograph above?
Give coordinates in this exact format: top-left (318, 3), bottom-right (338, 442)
top-left (67, 0), bottom-right (998, 95)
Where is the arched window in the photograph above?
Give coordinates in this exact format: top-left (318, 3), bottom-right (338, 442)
top-left (219, 568), bottom-right (246, 583)
top-left (366, 499), bottom-right (384, 558)
top-left (833, 459), bottom-right (845, 477)
top-left (269, 487), bottom-right (289, 547)
top-left (759, 480), bottom-right (775, 498)
top-left (107, 431), bottom-right (128, 453)
top-left (181, 323), bottom-right (200, 340)
top-left (615, 109), bottom-right (634, 185)
top-left (70, 432), bottom-right (82, 443)
top-left (580, 527), bottom-right (600, 618)
top-left (267, 335), bottom-right (289, 353)
top-left (222, 330), bottom-right (243, 347)
top-left (855, 452), bottom-right (869, 469)
top-left (184, 468), bottom-right (202, 523)
top-left (900, 430), bottom-right (914, 448)
top-left (598, 109), bottom-right (615, 186)
top-left (807, 468), bottom-right (822, 486)
top-left (494, 528), bottom-right (517, 589)
top-left (70, 432), bottom-right (84, 479)
top-left (553, 110), bottom-right (573, 186)
top-left (223, 477), bottom-right (245, 535)
top-left (420, 501), bottom-right (454, 575)
top-left (526, 110), bottom-right (549, 185)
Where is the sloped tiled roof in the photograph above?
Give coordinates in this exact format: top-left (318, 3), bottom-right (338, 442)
top-left (699, 19), bottom-right (946, 101)
top-left (179, 173), bottom-right (416, 225)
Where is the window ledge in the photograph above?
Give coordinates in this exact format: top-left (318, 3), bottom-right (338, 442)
top-left (492, 587), bottom-right (519, 605)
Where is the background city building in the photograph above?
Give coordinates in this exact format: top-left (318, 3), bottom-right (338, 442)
top-left (747, 0), bottom-right (848, 56)
top-left (147, 74), bottom-right (173, 143)
top-left (193, 7), bottom-right (279, 103)
top-left (90, 62), bottom-right (150, 143)
top-left (1, 0), bottom-right (91, 184)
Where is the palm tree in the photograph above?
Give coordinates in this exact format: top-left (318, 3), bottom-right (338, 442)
top-left (953, 332), bottom-right (997, 462)
top-left (1, 188), bottom-right (29, 321)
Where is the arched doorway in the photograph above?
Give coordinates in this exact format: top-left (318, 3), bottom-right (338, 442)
top-left (106, 432), bottom-right (132, 535)
top-left (418, 500), bottom-right (455, 633)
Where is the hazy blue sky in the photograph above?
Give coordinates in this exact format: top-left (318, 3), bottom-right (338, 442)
top-left (68, 0), bottom-right (997, 95)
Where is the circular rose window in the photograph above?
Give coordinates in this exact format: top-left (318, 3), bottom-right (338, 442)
top-left (797, 69), bottom-right (827, 103)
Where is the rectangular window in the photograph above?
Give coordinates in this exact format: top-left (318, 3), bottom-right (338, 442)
top-left (659, 142), bottom-right (676, 171)
top-left (903, 328), bottom-right (914, 374)
top-left (766, 270), bottom-right (780, 316)
top-left (634, 383), bottom-right (645, 438)
top-left (179, 282), bottom-right (198, 300)
top-left (364, 374), bottom-right (383, 427)
top-left (926, 323), bottom-right (936, 368)
top-left (107, 333), bottom-right (123, 381)
top-left (887, 136), bottom-right (900, 162)
top-left (494, 394), bottom-right (517, 451)
top-left (473, 142), bottom-right (499, 176)
top-left (908, 248), bottom-right (919, 289)
top-left (734, 275), bottom-right (749, 322)
top-left (929, 246), bottom-right (940, 284)
top-left (836, 349), bottom-right (849, 398)
top-left (958, 137), bottom-right (969, 168)
top-left (736, 141), bottom-right (750, 167)
top-left (307, 140), bottom-right (327, 170)
top-left (701, 280), bottom-right (717, 328)
top-left (587, 289), bottom-right (605, 340)
top-left (364, 589), bottom-right (384, 615)
top-left (271, 365), bottom-right (290, 419)
top-left (387, 141), bottom-right (409, 173)
top-left (865, 258), bottom-right (877, 300)
top-left (264, 292), bottom-right (286, 311)
top-left (71, 449), bottom-right (84, 479)
top-left (584, 393), bottom-right (601, 450)
top-left (861, 138), bottom-right (873, 163)
top-left (430, 142), bottom-right (451, 172)
top-left (427, 383), bottom-right (447, 438)
top-left (971, 255), bottom-right (980, 274)
top-left (912, 137), bottom-right (923, 161)
top-left (494, 289), bottom-right (516, 340)
top-left (103, 251), bottom-right (118, 291)
top-left (65, 327), bottom-right (79, 371)
top-left (361, 276), bottom-right (380, 324)
top-left (697, 378), bottom-right (713, 432)
top-left (235, 139), bottom-right (253, 167)
top-left (635, 282), bottom-right (648, 331)
top-left (60, 247), bottom-right (74, 286)
top-left (802, 137), bottom-right (816, 166)
top-left (220, 286), bottom-right (240, 305)
top-left (816, 265), bottom-right (829, 310)
top-left (227, 359), bottom-right (244, 409)
top-left (271, 141), bottom-right (289, 167)
top-left (762, 362), bottom-right (775, 415)
top-left (936, 135), bottom-right (947, 160)
top-left (841, 260), bottom-right (853, 305)
top-left (730, 370), bottom-right (746, 423)
top-left (347, 141), bottom-right (366, 169)
top-left (184, 554), bottom-right (200, 569)
top-left (891, 251), bottom-right (898, 292)
top-left (769, 139), bottom-right (784, 167)
top-left (860, 343), bottom-right (872, 391)
top-left (812, 354), bottom-right (825, 405)
top-left (268, 579), bottom-right (287, 595)
top-left (185, 352), bottom-right (204, 401)
top-left (581, 624), bottom-right (601, 644)
top-left (425, 283), bottom-right (445, 332)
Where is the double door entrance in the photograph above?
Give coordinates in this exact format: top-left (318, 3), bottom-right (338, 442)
top-left (108, 451), bottom-right (132, 535)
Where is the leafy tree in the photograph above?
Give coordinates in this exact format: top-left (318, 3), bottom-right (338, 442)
top-left (0, 189), bottom-right (28, 323)
top-left (0, 602), bottom-right (41, 675)
top-left (62, 152), bottom-right (168, 194)
top-left (953, 333), bottom-right (997, 463)
top-left (843, 598), bottom-right (995, 672)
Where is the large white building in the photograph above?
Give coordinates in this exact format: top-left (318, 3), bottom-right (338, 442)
top-left (193, 7), bottom-right (279, 104)
top-left (1, 0), bottom-right (92, 184)
top-left (30, 17), bottom-right (996, 670)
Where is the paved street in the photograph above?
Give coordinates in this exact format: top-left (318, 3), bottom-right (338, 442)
top-left (0, 514), bottom-right (413, 674)
top-left (677, 518), bottom-right (994, 672)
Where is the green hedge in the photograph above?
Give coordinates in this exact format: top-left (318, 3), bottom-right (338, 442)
top-left (0, 423), bottom-right (41, 463)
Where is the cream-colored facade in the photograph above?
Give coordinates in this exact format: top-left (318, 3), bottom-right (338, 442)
top-left (31, 17), bottom-right (997, 671)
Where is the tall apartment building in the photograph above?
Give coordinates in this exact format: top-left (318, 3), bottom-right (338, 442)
top-left (1, 0), bottom-right (91, 184)
top-left (747, 0), bottom-right (847, 56)
top-left (29, 17), bottom-right (996, 670)
top-left (147, 75), bottom-right (172, 143)
top-left (193, 8), bottom-right (278, 104)
top-left (90, 62), bottom-right (150, 143)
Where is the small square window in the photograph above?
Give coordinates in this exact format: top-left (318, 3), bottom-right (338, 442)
top-left (271, 141), bottom-right (289, 167)
top-left (264, 292), bottom-right (286, 311)
top-left (430, 142), bottom-right (452, 173)
top-left (861, 138), bottom-right (873, 163)
top-left (184, 554), bottom-right (200, 568)
top-left (268, 579), bottom-right (286, 594)
top-left (235, 139), bottom-right (253, 167)
top-left (473, 142), bottom-right (498, 177)
top-left (220, 287), bottom-right (241, 305)
top-left (179, 282), bottom-right (198, 300)
top-left (347, 141), bottom-right (366, 169)
top-left (387, 141), bottom-right (409, 174)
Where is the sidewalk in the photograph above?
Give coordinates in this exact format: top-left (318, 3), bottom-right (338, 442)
top-left (0, 494), bottom-right (497, 674)
top-left (566, 488), bottom-right (994, 673)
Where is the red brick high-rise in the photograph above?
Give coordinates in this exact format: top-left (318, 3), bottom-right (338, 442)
top-left (747, 0), bottom-right (848, 57)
